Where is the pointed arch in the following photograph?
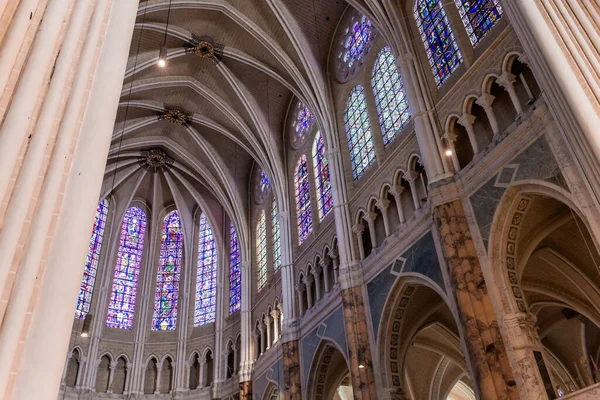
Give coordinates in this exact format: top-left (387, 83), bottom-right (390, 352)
top-left (345, 86), bottom-right (375, 179)
top-left (195, 212), bottom-right (217, 326)
top-left (75, 199), bottom-right (109, 319)
top-left (414, 0), bottom-right (463, 86)
top-left (312, 131), bottom-right (333, 221)
top-left (257, 210), bottom-right (267, 290)
top-left (229, 221), bottom-right (241, 314)
top-left (295, 155), bottom-right (313, 244)
top-left (152, 210), bottom-right (183, 331)
top-left (106, 206), bottom-right (147, 329)
top-left (372, 47), bottom-right (411, 145)
top-left (454, 0), bottom-right (503, 46)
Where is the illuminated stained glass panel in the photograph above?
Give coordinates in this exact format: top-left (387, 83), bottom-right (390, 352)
top-left (229, 222), bottom-right (241, 314)
top-left (106, 206), bottom-right (146, 330)
top-left (272, 198), bottom-right (281, 271)
top-left (454, 0), bottom-right (503, 46)
top-left (257, 210), bottom-right (267, 290)
top-left (345, 86), bottom-right (376, 180)
top-left (195, 213), bottom-right (217, 326)
top-left (312, 131), bottom-right (333, 221)
top-left (295, 155), bottom-right (313, 244)
top-left (372, 47), bottom-right (412, 145)
top-left (75, 199), bottom-right (109, 319)
top-left (152, 210), bottom-right (183, 331)
top-left (291, 104), bottom-right (314, 149)
top-left (414, 0), bottom-right (463, 86)
top-left (336, 13), bottom-right (376, 82)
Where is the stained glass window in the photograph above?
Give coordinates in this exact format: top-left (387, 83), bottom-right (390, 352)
top-left (271, 198), bottom-right (281, 271)
top-left (372, 47), bottom-right (412, 145)
top-left (106, 206), bottom-right (146, 330)
top-left (454, 0), bottom-right (503, 46)
top-left (152, 211), bottom-right (183, 331)
top-left (336, 13), bottom-right (376, 82)
top-left (257, 210), bottom-right (267, 290)
top-left (312, 131), bottom-right (333, 220)
top-left (229, 222), bottom-right (241, 314)
top-left (75, 199), bottom-right (109, 319)
top-left (259, 170), bottom-right (270, 192)
top-left (295, 155), bottom-right (313, 244)
top-left (291, 104), bottom-right (314, 149)
top-left (345, 86), bottom-right (376, 180)
top-left (195, 213), bottom-right (217, 326)
top-left (414, 0), bottom-right (463, 86)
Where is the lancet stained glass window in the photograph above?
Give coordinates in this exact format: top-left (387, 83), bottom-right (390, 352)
top-left (152, 210), bottom-right (183, 331)
top-left (455, 0), bottom-right (503, 46)
top-left (75, 199), bottom-right (109, 319)
top-left (230, 222), bottom-right (241, 314)
top-left (414, 0), bottom-right (463, 87)
top-left (312, 131), bottom-right (333, 220)
top-left (106, 206), bottom-right (146, 330)
top-left (295, 155), bottom-right (313, 244)
top-left (272, 198), bottom-right (281, 271)
top-left (345, 86), bottom-right (376, 180)
top-left (195, 213), bottom-right (217, 326)
top-left (372, 47), bottom-right (412, 145)
top-left (257, 211), bottom-right (267, 290)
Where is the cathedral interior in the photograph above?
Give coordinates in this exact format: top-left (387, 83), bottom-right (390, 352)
top-left (1, 0), bottom-right (600, 399)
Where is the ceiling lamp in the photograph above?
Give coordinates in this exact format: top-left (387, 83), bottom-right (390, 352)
top-left (158, 0), bottom-right (173, 67)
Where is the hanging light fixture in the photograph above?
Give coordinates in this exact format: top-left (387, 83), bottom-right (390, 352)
top-left (157, 0), bottom-right (173, 67)
top-left (81, 314), bottom-right (93, 337)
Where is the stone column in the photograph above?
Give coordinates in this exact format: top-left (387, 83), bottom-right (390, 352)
top-left (199, 359), bottom-right (206, 388)
top-left (305, 275), bottom-right (315, 309)
top-left (403, 171), bottom-right (422, 211)
top-left (331, 250), bottom-right (340, 283)
top-left (124, 363), bottom-right (132, 395)
top-left (389, 185), bottom-right (406, 224)
top-left (295, 283), bottom-right (306, 316)
top-left (353, 224), bottom-right (366, 260)
top-left (443, 131), bottom-right (461, 172)
top-left (340, 286), bottom-right (378, 400)
top-left (271, 309), bottom-right (280, 343)
top-left (76, 357), bottom-right (87, 388)
top-left (363, 212), bottom-right (378, 249)
top-left (9, 1), bottom-right (139, 399)
top-left (457, 113), bottom-right (480, 154)
top-left (259, 323), bottom-right (266, 357)
top-left (265, 315), bottom-right (272, 350)
top-left (312, 265), bottom-right (323, 301)
top-left (496, 72), bottom-right (523, 116)
top-left (155, 366), bottom-right (162, 395)
top-left (107, 361), bottom-right (117, 394)
top-left (283, 341), bottom-right (301, 400)
top-left (476, 93), bottom-right (500, 136)
top-left (240, 380), bottom-right (252, 400)
top-left (376, 199), bottom-right (391, 236)
top-left (320, 259), bottom-right (332, 293)
top-left (433, 200), bottom-right (519, 400)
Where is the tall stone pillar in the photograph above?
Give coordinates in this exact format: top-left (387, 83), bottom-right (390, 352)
top-left (433, 200), bottom-right (519, 400)
top-left (283, 340), bottom-right (302, 400)
top-left (340, 285), bottom-right (378, 400)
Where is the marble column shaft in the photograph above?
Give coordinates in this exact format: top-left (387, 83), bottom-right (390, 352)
top-left (239, 380), bottom-right (252, 400)
top-left (283, 340), bottom-right (301, 400)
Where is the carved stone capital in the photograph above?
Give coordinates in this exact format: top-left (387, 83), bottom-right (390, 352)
top-left (312, 265), bottom-right (323, 277)
top-left (504, 313), bottom-right (541, 349)
top-left (457, 112), bottom-right (476, 129)
top-left (476, 92), bottom-right (496, 109)
top-left (496, 71), bottom-right (517, 89)
top-left (363, 211), bottom-right (377, 225)
top-left (352, 223), bottom-right (365, 236)
top-left (376, 199), bottom-right (390, 212)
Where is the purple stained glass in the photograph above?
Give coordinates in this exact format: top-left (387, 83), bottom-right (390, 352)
top-left (372, 47), bottom-right (412, 145)
top-left (295, 155), bottom-right (313, 244)
top-left (195, 213), bottom-right (217, 326)
top-left (75, 199), bottom-right (109, 319)
top-left (152, 210), bottom-right (183, 331)
top-left (257, 210), bottom-right (267, 290)
top-left (291, 104), bottom-right (314, 149)
top-left (259, 170), bottom-right (270, 192)
top-left (337, 14), bottom-right (376, 81)
top-left (106, 206), bottom-right (146, 330)
top-left (312, 131), bottom-right (333, 221)
top-left (414, 0), bottom-right (463, 87)
top-left (345, 86), bottom-right (376, 180)
top-left (454, 0), bottom-right (503, 46)
top-left (272, 198), bottom-right (281, 271)
top-left (229, 222), bottom-right (241, 314)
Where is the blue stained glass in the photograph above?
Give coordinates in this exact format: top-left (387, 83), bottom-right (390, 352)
top-left (414, 0), bottom-right (463, 86)
top-left (295, 155), bottom-right (313, 244)
top-left (106, 206), bottom-right (146, 330)
top-left (455, 0), bottom-right (503, 46)
top-left (345, 86), bottom-right (376, 180)
top-left (194, 213), bottom-right (217, 326)
top-left (292, 104), bottom-right (314, 148)
top-left (272, 198), bottom-right (281, 271)
top-left (259, 170), bottom-right (270, 193)
top-left (152, 210), bottom-right (183, 331)
top-left (257, 210), bottom-right (267, 290)
top-left (229, 222), bottom-right (241, 314)
top-left (372, 47), bottom-right (412, 145)
top-left (343, 16), bottom-right (374, 69)
top-left (75, 199), bottom-right (109, 319)
top-left (312, 131), bottom-right (333, 221)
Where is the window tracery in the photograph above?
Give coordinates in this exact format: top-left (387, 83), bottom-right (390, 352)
top-left (106, 206), bottom-right (146, 329)
top-left (230, 222), bottom-right (241, 313)
top-left (372, 47), bottom-right (411, 145)
top-left (312, 131), bottom-right (333, 220)
top-left (414, 0), bottom-right (463, 86)
top-left (75, 199), bottom-right (109, 319)
top-left (257, 210), bottom-right (267, 290)
top-left (335, 12), bottom-right (376, 82)
top-left (255, 169), bottom-right (271, 205)
top-left (345, 86), bottom-right (376, 180)
top-left (195, 213), bottom-right (217, 326)
top-left (152, 210), bottom-right (183, 331)
top-left (295, 155), bottom-right (313, 244)
top-left (454, 0), bottom-right (503, 46)
top-left (291, 103), bottom-right (314, 150)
